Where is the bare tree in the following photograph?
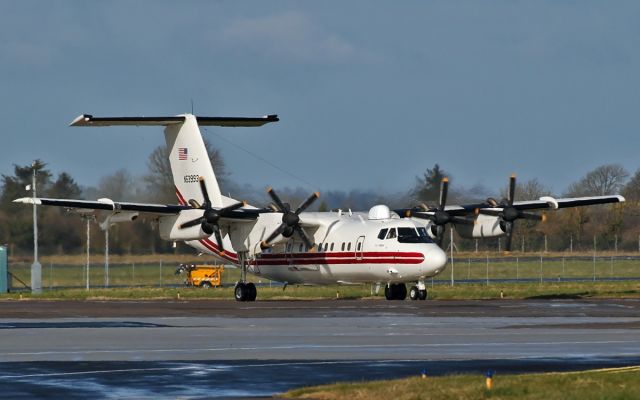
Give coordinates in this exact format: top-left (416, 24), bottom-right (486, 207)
top-left (565, 164), bottom-right (629, 197)
top-left (622, 168), bottom-right (640, 202)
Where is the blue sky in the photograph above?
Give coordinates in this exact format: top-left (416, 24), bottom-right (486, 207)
top-left (2, 1), bottom-right (639, 196)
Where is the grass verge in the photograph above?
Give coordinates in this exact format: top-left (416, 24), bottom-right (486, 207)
top-left (0, 281), bottom-right (638, 301)
top-left (282, 366), bottom-right (640, 400)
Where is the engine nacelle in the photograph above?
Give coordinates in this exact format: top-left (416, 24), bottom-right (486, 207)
top-left (455, 214), bottom-right (506, 239)
top-left (159, 209), bottom-right (210, 241)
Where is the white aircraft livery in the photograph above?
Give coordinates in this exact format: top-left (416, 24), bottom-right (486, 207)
top-left (14, 113), bottom-right (625, 301)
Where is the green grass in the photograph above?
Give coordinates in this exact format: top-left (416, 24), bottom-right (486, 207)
top-left (1, 280), bottom-right (638, 301)
top-left (283, 366), bottom-right (640, 400)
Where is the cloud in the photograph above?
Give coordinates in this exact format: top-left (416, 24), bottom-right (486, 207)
top-left (217, 11), bottom-right (356, 63)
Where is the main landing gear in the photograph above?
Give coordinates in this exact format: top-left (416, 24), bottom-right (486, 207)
top-left (385, 283), bottom-right (407, 300)
top-left (235, 252), bottom-right (257, 302)
top-left (385, 283), bottom-right (427, 301)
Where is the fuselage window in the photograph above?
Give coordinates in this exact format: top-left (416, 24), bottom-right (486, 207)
top-left (319, 243), bottom-right (323, 252)
top-left (324, 243), bottom-right (329, 252)
top-left (386, 228), bottom-right (397, 239)
top-left (357, 242), bottom-right (361, 251)
top-left (347, 242), bottom-right (351, 251)
top-left (330, 243), bottom-right (334, 251)
top-left (341, 242), bottom-right (345, 251)
top-left (299, 243), bottom-right (304, 252)
top-left (377, 228), bottom-right (388, 240)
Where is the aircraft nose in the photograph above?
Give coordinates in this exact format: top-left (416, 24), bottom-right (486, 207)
top-left (425, 245), bottom-right (448, 271)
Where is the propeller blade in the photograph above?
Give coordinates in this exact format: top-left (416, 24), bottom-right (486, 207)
top-left (266, 187), bottom-right (288, 212)
top-left (504, 221), bottom-right (513, 252)
top-left (520, 212), bottom-right (543, 222)
top-left (179, 217), bottom-right (204, 229)
top-left (218, 201), bottom-right (246, 217)
top-left (199, 177), bottom-right (211, 207)
top-left (213, 224), bottom-right (224, 253)
top-left (295, 192), bottom-right (320, 214)
top-left (411, 212), bottom-right (436, 221)
top-left (294, 225), bottom-right (314, 250)
top-left (435, 224), bottom-right (445, 247)
top-left (439, 177), bottom-right (449, 210)
top-left (508, 174), bottom-right (516, 206)
top-left (262, 223), bottom-right (287, 248)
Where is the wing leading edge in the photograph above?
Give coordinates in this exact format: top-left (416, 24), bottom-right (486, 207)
top-left (12, 197), bottom-right (268, 220)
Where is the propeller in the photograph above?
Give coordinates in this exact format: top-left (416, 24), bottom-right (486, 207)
top-left (478, 174), bottom-right (545, 252)
top-left (410, 177), bottom-right (473, 247)
top-left (179, 177), bottom-right (246, 254)
top-left (260, 187), bottom-right (320, 250)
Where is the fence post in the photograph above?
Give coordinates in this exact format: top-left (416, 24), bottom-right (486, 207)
top-left (49, 262), bottom-right (52, 290)
top-left (450, 228), bottom-right (454, 287)
top-left (132, 263), bottom-right (136, 286)
top-left (539, 254), bottom-right (543, 283)
top-left (562, 257), bottom-right (565, 280)
top-left (159, 260), bottom-right (163, 288)
top-left (486, 254), bottom-right (489, 286)
top-left (467, 258), bottom-right (471, 280)
top-left (516, 257), bottom-right (519, 281)
top-left (593, 235), bottom-right (596, 282)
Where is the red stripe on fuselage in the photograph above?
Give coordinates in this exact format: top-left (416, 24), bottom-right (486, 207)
top-left (251, 251), bottom-right (425, 266)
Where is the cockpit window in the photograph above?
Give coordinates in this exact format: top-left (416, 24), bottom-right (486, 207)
top-left (397, 227), bottom-right (434, 243)
top-left (386, 228), bottom-right (397, 239)
top-left (377, 228), bottom-right (388, 240)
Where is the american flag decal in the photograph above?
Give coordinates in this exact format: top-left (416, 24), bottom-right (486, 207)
top-left (178, 147), bottom-right (188, 160)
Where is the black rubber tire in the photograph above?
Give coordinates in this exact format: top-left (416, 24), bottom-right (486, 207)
top-left (384, 284), bottom-right (394, 300)
top-left (396, 283), bottom-right (407, 300)
top-left (200, 281), bottom-right (213, 289)
top-left (234, 283), bottom-right (247, 302)
top-left (409, 286), bottom-right (419, 300)
top-left (246, 282), bottom-right (257, 301)
top-left (418, 289), bottom-right (427, 301)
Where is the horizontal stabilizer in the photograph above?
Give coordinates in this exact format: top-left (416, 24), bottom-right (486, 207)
top-left (70, 114), bottom-right (279, 127)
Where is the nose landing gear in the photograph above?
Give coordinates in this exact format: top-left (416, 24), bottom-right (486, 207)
top-left (409, 285), bottom-right (427, 301)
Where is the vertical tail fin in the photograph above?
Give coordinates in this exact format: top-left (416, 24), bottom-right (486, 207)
top-left (165, 115), bottom-right (223, 207)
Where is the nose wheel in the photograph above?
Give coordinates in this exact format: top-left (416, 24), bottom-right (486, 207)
top-left (409, 285), bottom-right (427, 301)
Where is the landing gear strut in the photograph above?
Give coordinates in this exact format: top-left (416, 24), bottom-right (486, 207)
top-left (384, 283), bottom-right (407, 300)
top-left (235, 252), bottom-right (257, 302)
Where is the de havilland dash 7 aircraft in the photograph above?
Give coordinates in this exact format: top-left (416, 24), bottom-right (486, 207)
top-left (15, 113), bottom-right (625, 301)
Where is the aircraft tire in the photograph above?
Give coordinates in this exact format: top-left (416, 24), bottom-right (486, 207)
top-left (246, 282), bottom-right (257, 301)
top-left (409, 286), bottom-right (419, 300)
top-left (418, 289), bottom-right (427, 300)
top-left (384, 284), bottom-right (394, 300)
top-left (200, 281), bottom-right (212, 289)
top-left (396, 283), bottom-right (407, 300)
top-left (234, 283), bottom-right (248, 302)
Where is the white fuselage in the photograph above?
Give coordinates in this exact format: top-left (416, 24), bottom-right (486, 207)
top-left (185, 211), bottom-right (448, 285)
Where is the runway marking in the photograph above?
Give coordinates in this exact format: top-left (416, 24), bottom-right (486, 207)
top-left (2, 340), bottom-right (638, 357)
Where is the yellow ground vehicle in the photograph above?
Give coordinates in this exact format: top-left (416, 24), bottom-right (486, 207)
top-left (175, 264), bottom-right (224, 288)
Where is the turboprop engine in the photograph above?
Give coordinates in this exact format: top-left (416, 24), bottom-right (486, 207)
top-left (159, 210), bottom-right (213, 241)
top-left (454, 213), bottom-right (506, 239)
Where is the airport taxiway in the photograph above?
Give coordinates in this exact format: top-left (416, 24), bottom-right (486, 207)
top-left (0, 298), bottom-right (638, 398)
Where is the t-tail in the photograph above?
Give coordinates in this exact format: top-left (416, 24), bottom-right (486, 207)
top-left (70, 113), bottom-right (279, 206)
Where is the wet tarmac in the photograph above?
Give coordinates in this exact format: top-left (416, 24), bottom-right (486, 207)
top-left (0, 299), bottom-right (638, 398)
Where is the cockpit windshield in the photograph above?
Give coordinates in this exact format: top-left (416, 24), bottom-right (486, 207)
top-left (397, 227), bottom-right (434, 243)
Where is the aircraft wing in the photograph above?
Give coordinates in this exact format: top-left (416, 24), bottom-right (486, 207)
top-left (398, 194), bottom-right (625, 218)
top-left (13, 197), bottom-right (269, 220)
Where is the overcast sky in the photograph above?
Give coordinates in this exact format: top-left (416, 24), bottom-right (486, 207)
top-left (2, 1), bottom-right (639, 198)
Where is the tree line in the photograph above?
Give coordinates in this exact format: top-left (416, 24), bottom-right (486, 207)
top-left (1, 145), bottom-right (639, 257)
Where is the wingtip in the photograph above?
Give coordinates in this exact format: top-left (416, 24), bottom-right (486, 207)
top-left (260, 241), bottom-right (270, 250)
top-left (314, 191), bottom-right (320, 198)
top-left (442, 177), bottom-right (449, 183)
